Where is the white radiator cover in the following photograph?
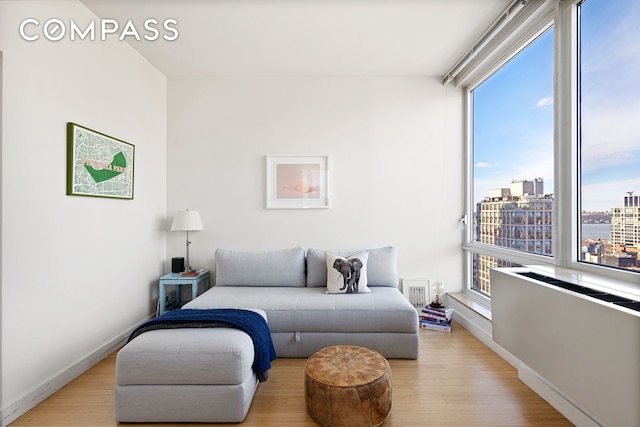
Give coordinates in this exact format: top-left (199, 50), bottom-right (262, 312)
top-left (402, 278), bottom-right (430, 310)
top-left (491, 267), bottom-right (640, 427)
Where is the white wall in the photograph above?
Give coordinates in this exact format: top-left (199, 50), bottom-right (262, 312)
top-left (1, 1), bottom-right (167, 421)
top-left (167, 76), bottom-right (463, 289)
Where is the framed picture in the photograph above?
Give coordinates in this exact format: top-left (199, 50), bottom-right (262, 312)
top-left (66, 122), bottom-right (135, 199)
top-left (266, 155), bottom-right (330, 209)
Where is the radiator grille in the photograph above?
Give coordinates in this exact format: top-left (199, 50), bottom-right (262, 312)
top-left (402, 279), bottom-right (429, 309)
top-left (517, 271), bottom-right (640, 312)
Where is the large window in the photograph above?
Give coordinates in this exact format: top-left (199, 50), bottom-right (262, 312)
top-left (470, 28), bottom-right (554, 297)
top-left (579, 0), bottom-right (640, 274)
top-left (458, 0), bottom-right (640, 302)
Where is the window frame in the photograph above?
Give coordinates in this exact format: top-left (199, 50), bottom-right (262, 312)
top-left (568, 0), bottom-right (639, 286)
top-left (460, 0), bottom-right (640, 306)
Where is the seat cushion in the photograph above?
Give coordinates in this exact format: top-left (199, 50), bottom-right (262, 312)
top-left (116, 328), bottom-right (254, 385)
top-left (183, 286), bottom-right (418, 334)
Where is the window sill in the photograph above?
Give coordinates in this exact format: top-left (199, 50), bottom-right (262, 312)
top-left (447, 292), bottom-right (492, 321)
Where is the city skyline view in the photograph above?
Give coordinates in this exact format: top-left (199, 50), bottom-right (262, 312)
top-left (581, 0), bottom-right (640, 213)
top-left (473, 26), bottom-right (554, 208)
top-left (473, 0), bottom-right (640, 213)
top-left (470, 0), bottom-right (639, 284)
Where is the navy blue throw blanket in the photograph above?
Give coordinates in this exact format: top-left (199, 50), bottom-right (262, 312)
top-left (128, 309), bottom-right (277, 382)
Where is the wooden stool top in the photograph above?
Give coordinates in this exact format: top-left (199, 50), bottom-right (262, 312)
top-left (305, 345), bottom-right (389, 387)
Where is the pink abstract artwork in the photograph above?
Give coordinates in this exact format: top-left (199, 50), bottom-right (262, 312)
top-left (276, 163), bottom-right (321, 200)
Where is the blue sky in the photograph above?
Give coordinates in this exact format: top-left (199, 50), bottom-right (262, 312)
top-left (473, 0), bottom-right (640, 212)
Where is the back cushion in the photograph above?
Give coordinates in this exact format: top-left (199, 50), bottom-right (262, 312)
top-left (306, 246), bottom-right (398, 287)
top-left (216, 247), bottom-right (306, 287)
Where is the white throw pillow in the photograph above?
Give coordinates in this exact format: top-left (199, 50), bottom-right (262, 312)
top-left (325, 251), bottom-right (370, 294)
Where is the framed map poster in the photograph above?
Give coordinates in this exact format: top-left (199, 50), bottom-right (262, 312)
top-left (66, 122), bottom-right (135, 199)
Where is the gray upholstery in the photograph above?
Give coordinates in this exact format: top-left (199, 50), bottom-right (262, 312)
top-left (271, 331), bottom-right (419, 359)
top-left (115, 324), bottom-right (259, 422)
top-left (184, 244), bottom-right (419, 359)
top-left (184, 286), bottom-right (418, 359)
top-left (183, 286), bottom-right (417, 334)
top-left (115, 245), bottom-right (417, 423)
top-left (215, 246), bottom-right (306, 287)
top-left (306, 246), bottom-right (399, 287)
top-left (117, 328), bottom-right (254, 385)
top-left (115, 381), bottom-right (257, 423)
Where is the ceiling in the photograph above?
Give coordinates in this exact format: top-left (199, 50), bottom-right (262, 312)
top-left (80, 0), bottom-right (509, 78)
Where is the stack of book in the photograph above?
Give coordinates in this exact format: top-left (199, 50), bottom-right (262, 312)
top-left (419, 305), bottom-right (454, 332)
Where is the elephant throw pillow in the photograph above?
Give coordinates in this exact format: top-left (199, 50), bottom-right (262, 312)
top-left (325, 251), bottom-right (370, 294)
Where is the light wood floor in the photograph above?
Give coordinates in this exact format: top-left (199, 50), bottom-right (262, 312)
top-left (10, 322), bottom-right (572, 427)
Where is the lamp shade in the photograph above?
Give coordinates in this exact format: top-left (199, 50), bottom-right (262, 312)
top-left (431, 281), bottom-right (445, 295)
top-left (170, 210), bottom-right (204, 231)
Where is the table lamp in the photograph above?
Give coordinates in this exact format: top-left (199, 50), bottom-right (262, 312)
top-left (170, 209), bottom-right (204, 272)
top-left (429, 281), bottom-right (446, 309)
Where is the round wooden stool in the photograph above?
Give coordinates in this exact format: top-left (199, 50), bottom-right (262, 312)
top-left (304, 345), bottom-right (392, 427)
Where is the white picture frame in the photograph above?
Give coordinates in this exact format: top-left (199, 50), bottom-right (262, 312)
top-left (265, 155), bottom-right (330, 209)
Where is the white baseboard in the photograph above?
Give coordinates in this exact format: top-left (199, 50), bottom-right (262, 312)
top-left (518, 364), bottom-right (603, 427)
top-left (447, 293), bottom-right (603, 427)
top-left (1, 316), bottom-right (152, 427)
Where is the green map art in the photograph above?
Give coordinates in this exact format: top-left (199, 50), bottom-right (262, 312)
top-left (84, 151), bottom-right (126, 183)
top-left (67, 122), bottom-right (135, 199)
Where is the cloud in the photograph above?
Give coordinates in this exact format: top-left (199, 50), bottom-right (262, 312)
top-left (476, 161), bottom-right (492, 168)
top-left (536, 96), bottom-right (553, 107)
top-left (580, 2), bottom-right (640, 172)
top-left (581, 98), bottom-right (640, 172)
top-left (582, 176), bottom-right (640, 211)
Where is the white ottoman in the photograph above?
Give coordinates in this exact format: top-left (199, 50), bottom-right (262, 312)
top-left (115, 327), bottom-right (258, 423)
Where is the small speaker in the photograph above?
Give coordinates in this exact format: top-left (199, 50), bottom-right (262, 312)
top-left (171, 257), bottom-right (184, 273)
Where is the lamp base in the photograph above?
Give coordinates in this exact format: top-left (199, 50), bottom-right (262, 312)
top-left (429, 301), bottom-right (445, 309)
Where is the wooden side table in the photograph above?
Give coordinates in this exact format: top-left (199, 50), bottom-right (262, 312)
top-left (158, 270), bottom-right (210, 315)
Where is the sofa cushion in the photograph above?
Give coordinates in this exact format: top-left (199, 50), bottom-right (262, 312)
top-left (116, 328), bottom-right (255, 385)
top-left (325, 251), bottom-right (371, 294)
top-left (183, 286), bottom-right (418, 334)
top-left (216, 247), bottom-right (306, 287)
top-left (307, 246), bottom-right (398, 287)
